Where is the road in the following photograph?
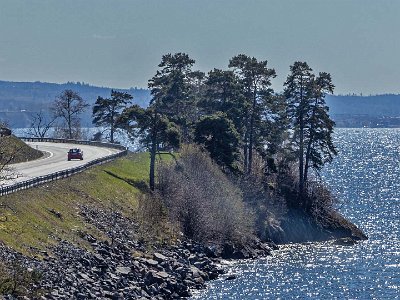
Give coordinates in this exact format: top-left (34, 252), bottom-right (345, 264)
top-left (2, 142), bottom-right (121, 186)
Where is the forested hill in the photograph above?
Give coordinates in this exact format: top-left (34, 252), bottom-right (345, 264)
top-left (2, 80), bottom-right (400, 128)
top-left (0, 80), bottom-right (151, 127)
top-left (326, 94), bottom-right (400, 116)
top-left (326, 94), bottom-right (400, 127)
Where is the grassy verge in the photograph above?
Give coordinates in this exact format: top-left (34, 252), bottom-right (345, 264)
top-left (0, 152), bottom-right (173, 256)
top-left (0, 135), bottom-right (43, 164)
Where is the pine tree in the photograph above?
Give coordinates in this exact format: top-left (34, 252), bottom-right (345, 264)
top-left (229, 54), bottom-right (276, 174)
top-left (119, 104), bottom-right (179, 191)
top-left (284, 62), bottom-right (337, 206)
top-left (92, 90), bottom-right (133, 143)
top-left (148, 53), bottom-right (200, 142)
top-left (194, 112), bottom-right (240, 170)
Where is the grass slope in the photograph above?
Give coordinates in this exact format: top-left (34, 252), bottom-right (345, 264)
top-left (0, 135), bottom-right (43, 164)
top-left (0, 152), bottom-right (171, 256)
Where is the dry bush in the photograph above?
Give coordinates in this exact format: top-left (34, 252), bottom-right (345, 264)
top-left (306, 180), bottom-right (339, 225)
top-left (238, 151), bottom-right (287, 242)
top-left (136, 193), bottom-right (173, 244)
top-left (0, 260), bottom-right (42, 298)
top-left (157, 145), bottom-right (254, 246)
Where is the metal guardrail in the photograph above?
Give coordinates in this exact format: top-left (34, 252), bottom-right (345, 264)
top-left (18, 137), bottom-right (127, 151)
top-left (0, 138), bottom-right (128, 196)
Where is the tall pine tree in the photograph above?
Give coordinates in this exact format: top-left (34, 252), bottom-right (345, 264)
top-left (229, 55), bottom-right (276, 174)
top-left (92, 90), bottom-right (133, 143)
top-left (284, 62), bottom-right (336, 207)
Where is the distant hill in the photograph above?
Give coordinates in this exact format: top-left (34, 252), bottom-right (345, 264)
top-left (0, 80), bottom-right (151, 127)
top-left (2, 80), bottom-right (400, 128)
top-left (326, 94), bottom-right (400, 127)
top-left (326, 94), bottom-right (400, 116)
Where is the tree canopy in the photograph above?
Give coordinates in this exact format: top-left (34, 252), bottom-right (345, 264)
top-left (92, 90), bottom-right (133, 143)
top-left (108, 53), bottom-right (337, 203)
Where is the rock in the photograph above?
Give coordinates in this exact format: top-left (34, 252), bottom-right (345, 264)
top-left (93, 253), bottom-right (105, 262)
top-left (145, 271), bottom-right (166, 285)
top-left (144, 258), bottom-right (159, 266)
top-left (77, 272), bottom-right (92, 282)
top-left (80, 257), bottom-right (92, 267)
top-left (193, 276), bottom-right (204, 285)
top-left (156, 271), bottom-right (169, 279)
top-left (153, 252), bottom-right (167, 262)
top-left (115, 266), bottom-right (131, 275)
top-left (189, 266), bottom-right (201, 278)
top-left (193, 260), bottom-right (207, 269)
top-left (205, 245), bottom-right (220, 258)
top-left (334, 237), bottom-right (357, 246)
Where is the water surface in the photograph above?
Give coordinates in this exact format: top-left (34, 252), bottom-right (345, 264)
top-left (193, 128), bottom-right (400, 299)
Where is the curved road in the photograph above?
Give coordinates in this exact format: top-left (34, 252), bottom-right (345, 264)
top-left (3, 142), bottom-right (121, 186)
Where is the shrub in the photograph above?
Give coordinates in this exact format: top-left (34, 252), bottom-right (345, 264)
top-left (136, 193), bottom-right (172, 244)
top-left (0, 260), bottom-right (42, 298)
top-left (237, 151), bottom-right (287, 242)
top-left (157, 145), bottom-right (254, 246)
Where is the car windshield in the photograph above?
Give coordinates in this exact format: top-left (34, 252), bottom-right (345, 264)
top-left (69, 149), bottom-right (80, 153)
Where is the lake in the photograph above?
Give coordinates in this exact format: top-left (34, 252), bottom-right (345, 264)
top-left (192, 128), bottom-right (400, 299)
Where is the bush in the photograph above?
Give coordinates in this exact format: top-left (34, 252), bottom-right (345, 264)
top-left (157, 145), bottom-right (254, 246)
top-left (306, 180), bottom-right (339, 225)
top-left (0, 260), bottom-right (42, 298)
top-left (237, 151), bottom-right (287, 242)
top-left (136, 193), bottom-right (172, 244)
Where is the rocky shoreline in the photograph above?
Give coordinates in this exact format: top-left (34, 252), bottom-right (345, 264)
top-left (0, 205), bottom-right (274, 299)
top-left (0, 237), bottom-right (274, 299)
top-left (0, 202), bottom-right (366, 300)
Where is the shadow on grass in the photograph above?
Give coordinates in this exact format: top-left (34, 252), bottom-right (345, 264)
top-left (103, 170), bottom-right (150, 193)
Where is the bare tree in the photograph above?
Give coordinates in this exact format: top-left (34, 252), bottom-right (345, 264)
top-left (0, 138), bottom-right (21, 183)
top-left (27, 111), bottom-right (57, 138)
top-left (51, 90), bottom-right (89, 139)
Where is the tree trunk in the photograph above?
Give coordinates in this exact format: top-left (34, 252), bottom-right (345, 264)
top-left (248, 91), bottom-right (257, 174)
top-left (110, 109), bottom-right (115, 143)
top-left (243, 127), bottom-right (249, 173)
top-left (149, 113), bottom-right (158, 191)
top-left (299, 116), bottom-right (304, 198)
top-left (303, 97), bottom-right (319, 210)
top-left (298, 80), bottom-right (305, 200)
top-left (68, 99), bottom-right (72, 139)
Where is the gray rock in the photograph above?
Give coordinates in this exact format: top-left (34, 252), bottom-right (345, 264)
top-left (115, 266), bottom-right (131, 275)
top-left (144, 258), bottom-right (159, 266)
top-left (153, 252), bottom-right (167, 262)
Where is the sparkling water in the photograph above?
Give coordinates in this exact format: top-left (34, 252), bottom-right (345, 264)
top-left (192, 128), bottom-right (400, 299)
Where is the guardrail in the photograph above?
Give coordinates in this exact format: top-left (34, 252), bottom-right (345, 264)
top-left (18, 137), bottom-right (127, 151)
top-left (0, 138), bottom-right (128, 196)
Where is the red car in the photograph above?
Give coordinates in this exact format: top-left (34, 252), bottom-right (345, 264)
top-left (67, 148), bottom-right (83, 161)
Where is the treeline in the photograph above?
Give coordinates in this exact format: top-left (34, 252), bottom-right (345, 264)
top-left (120, 53), bottom-right (339, 245)
top-left (28, 53), bottom-right (342, 245)
top-left (0, 80), bottom-right (150, 127)
top-left (34, 52), bottom-right (336, 210)
top-left (114, 54), bottom-right (336, 204)
top-left (327, 94), bottom-right (400, 116)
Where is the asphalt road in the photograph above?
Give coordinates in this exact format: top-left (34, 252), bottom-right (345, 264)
top-left (3, 142), bottom-right (121, 185)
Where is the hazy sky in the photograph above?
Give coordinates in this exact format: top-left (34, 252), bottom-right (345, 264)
top-left (1, 0), bottom-right (399, 94)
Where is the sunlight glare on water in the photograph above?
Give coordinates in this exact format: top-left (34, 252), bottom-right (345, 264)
top-left (192, 129), bottom-right (400, 299)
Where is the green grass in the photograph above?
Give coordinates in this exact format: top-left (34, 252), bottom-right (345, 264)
top-left (0, 135), bottom-right (42, 164)
top-left (0, 152), bottom-right (174, 256)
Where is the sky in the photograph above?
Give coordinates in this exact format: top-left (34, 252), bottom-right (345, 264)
top-left (1, 0), bottom-right (400, 95)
